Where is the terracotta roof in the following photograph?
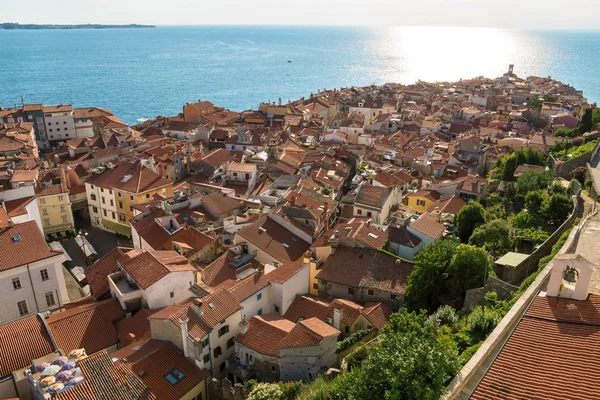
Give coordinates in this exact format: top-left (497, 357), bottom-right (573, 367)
top-left (85, 162), bottom-right (171, 194)
top-left (112, 340), bottom-right (209, 400)
top-left (235, 314), bottom-right (296, 356)
top-left (236, 215), bottom-right (311, 263)
top-left (355, 183), bottom-right (390, 209)
top-left (201, 251), bottom-right (264, 288)
top-left (119, 250), bottom-right (194, 290)
top-left (362, 302), bottom-right (392, 330)
top-left (283, 295), bottom-right (330, 323)
top-left (200, 191), bottom-right (240, 216)
top-left (426, 194), bottom-right (466, 215)
top-left (408, 189), bottom-right (442, 202)
top-left (73, 107), bottom-right (113, 119)
top-left (198, 148), bottom-right (235, 168)
top-left (228, 162), bottom-right (256, 173)
top-left (313, 220), bottom-right (387, 249)
top-left (266, 261), bottom-right (307, 284)
top-left (86, 247), bottom-right (132, 299)
top-left (43, 104), bottom-right (73, 113)
top-left (117, 309), bottom-right (158, 346)
top-left (471, 294), bottom-right (600, 400)
top-left (46, 298), bottom-right (125, 355)
top-left (277, 317), bottom-right (339, 348)
top-left (0, 315), bottom-right (56, 378)
top-left (198, 288), bottom-right (242, 327)
top-left (316, 247), bottom-right (413, 295)
top-left (457, 174), bottom-right (486, 194)
top-left (3, 196), bottom-right (36, 217)
top-left (409, 212), bottom-right (446, 240)
top-left (374, 171), bottom-right (406, 188)
top-left (148, 305), bottom-right (211, 341)
top-left (9, 169), bottom-right (38, 183)
top-left (54, 350), bottom-right (155, 400)
top-left (0, 221), bottom-right (62, 272)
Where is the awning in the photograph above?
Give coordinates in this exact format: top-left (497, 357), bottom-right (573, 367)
top-left (102, 219), bottom-right (132, 236)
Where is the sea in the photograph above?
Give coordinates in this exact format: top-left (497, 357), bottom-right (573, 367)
top-left (1, 25), bottom-right (599, 125)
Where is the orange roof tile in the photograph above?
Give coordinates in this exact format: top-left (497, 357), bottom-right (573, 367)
top-left (235, 314), bottom-right (295, 356)
top-left (117, 309), bottom-right (158, 346)
top-left (0, 221), bottom-right (62, 272)
top-left (266, 261), bottom-right (307, 284)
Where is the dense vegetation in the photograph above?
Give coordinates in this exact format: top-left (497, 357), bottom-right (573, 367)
top-left (489, 148), bottom-right (547, 183)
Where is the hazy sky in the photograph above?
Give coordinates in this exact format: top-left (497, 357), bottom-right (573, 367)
top-left (2, 0), bottom-right (599, 29)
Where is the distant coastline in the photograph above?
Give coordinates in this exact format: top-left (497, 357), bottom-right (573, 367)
top-left (0, 23), bottom-right (155, 30)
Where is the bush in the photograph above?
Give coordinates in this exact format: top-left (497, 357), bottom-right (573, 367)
top-left (428, 305), bottom-right (459, 329)
top-left (466, 307), bottom-right (501, 342)
top-left (247, 383), bottom-right (284, 400)
top-left (279, 381), bottom-right (303, 399)
top-left (459, 343), bottom-right (482, 367)
top-left (336, 329), bottom-right (371, 353)
top-left (346, 346), bottom-right (369, 370)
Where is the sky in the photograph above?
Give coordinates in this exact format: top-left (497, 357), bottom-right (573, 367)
top-left (1, 0), bottom-right (600, 30)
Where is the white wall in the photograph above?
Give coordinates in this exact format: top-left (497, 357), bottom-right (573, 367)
top-left (144, 270), bottom-right (195, 309)
top-left (0, 255), bottom-right (68, 324)
top-left (45, 113), bottom-right (76, 142)
top-left (407, 226), bottom-right (435, 247)
top-left (240, 286), bottom-right (272, 323)
top-left (279, 335), bottom-right (338, 382)
top-left (209, 310), bottom-right (242, 378)
top-left (277, 265), bottom-right (309, 315)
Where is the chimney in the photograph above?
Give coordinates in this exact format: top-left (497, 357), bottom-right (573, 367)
top-left (193, 298), bottom-right (203, 316)
top-left (179, 318), bottom-right (190, 358)
top-left (278, 98), bottom-right (282, 106)
top-left (303, 250), bottom-right (312, 264)
top-left (333, 308), bottom-right (343, 330)
top-left (290, 195), bottom-right (296, 206)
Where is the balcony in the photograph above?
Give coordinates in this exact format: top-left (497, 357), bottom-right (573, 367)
top-left (108, 271), bottom-right (142, 311)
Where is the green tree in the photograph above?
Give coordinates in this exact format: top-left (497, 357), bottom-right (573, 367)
top-left (331, 310), bottom-right (459, 400)
top-left (405, 238), bottom-right (460, 311)
top-left (247, 383), bottom-right (284, 400)
top-left (512, 210), bottom-right (535, 229)
top-left (447, 244), bottom-right (490, 295)
top-left (517, 170), bottom-right (551, 193)
top-left (529, 98), bottom-right (543, 110)
top-left (542, 193), bottom-right (573, 225)
top-left (456, 202), bottom-right (486, 243)
top-left (543, 94), bottom-right (558, 102)
top-left (592, 108), bottom-right (600, 128)
top-left (524, 189), bottom-right (545, 221)
top-left (579, 107), bottom-right (594, 134)
top-left (468, 220), bottom-right (512, 260)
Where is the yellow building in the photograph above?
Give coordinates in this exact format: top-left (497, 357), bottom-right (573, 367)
top-left (85, 162), bottom-right (173, 236)
top-left (36, 180), bottom-right (75, 238)
top-left (407, 190), bottom-right (441, 214)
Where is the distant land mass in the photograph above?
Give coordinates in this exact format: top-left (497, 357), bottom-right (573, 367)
top-left (0, 22), bottom-right (155, 30)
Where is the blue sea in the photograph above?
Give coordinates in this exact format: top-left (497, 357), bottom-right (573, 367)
top-left (1, 26), bottom-right (599, 124)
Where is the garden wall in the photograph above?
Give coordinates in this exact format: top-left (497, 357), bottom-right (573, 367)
top-left (462, 277), bottom-right (518, 311)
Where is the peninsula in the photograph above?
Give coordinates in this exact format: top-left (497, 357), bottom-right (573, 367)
top-left (0, 22), bottom-right (155, 29)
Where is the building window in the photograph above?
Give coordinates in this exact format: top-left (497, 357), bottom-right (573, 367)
top-left (118, 192), bottom-right (122, 197)
top-left (227, 338), bottom-right (235, 349)
top-left (348, 288), bottom-right (355, 295)
top-left (110, 199), bottom-right (114, 207)
top-left (90, 185), bottom-right (94, 189)
top-left (367, 211), bottom-right (372, 218)
top-left (39, 197), bottom-right (46, 204)
top-left (103, 210), bottom-right (107, 217)
top-left (119, 214), bottom-right (126, 222)
top-left (367, 289), bottom-right (374, 296)
top-left (145, 193), bottom-right (150, 199)
top-left (101, 197), bottom-right (105, 204)
top-left (274, 305), bottom-right (280, 313)
top-left (201, 338), bottom-right (209, 348)
top-left (219, 362), bottom-right (226, 372)
top-left (91, 194), bottom-right (97, 201)
top-left (218, 325), bottom-right (229, 337)
top-left (130, 195), bottom-right (134, 200)
top-left (119, 201), bottom-right (123, 209)
top-left (12, 277), bottom-right (22, 290)
top-left (100, 188), bottom-right (104, 193)
top-left (109, 190), bottom-right (113, 195)
top-left (63, 121), bottom-right (67, 124)
top-left (112, 212), bottom-right (116, 219)
top-left (62, 216), bottom-right (68, 223)
top-left (45, 291), bottom-right (56, 307)
top-left (17, 300), bottom-right (28, 316)
top-left (271, 365), bottom-right (277, 374)
top-left (60, 205), bottom-right (65, 212)
top-left (164, 368), bottom-right (185, 385)
top-left (170, 291), bottom-right (174, 298)
top-left (203, 353), bottom-right (210, 363)
top-left (42, 208), bottom-right (48, 215)
top-left (345, 326), bottom-right (350, 334)
top-left (257, 308), bottom-right (263, 316)
top-left (256, 293), bottom-right (262, 301)
top-left (58, 195), bottom-right (64, 202)
top-left (213, 346), bottom-right (222, 358)
top-left (40, 269), bottom-right (49, 281)
top-left (416, 199), bottom-right (426, 207)
top-left (92, 206), bottom-right (98, 213)
top-left (130, 205), bottom-right (134, 212)
top-left (313, 283), bottom-right (318, 290)
top-left (44, 218), bottom-right (50, 226)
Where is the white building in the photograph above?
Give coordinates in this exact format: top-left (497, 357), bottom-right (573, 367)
top-left (0, 186), bottom-right (42, 231)
top-left (107, 250), bottom-right (196, 311)
top-left (265, 261), bottom-right (310, 316)
top-left (43, 105), bottom-right (77, 144)
top-left (0, 221), bottom-right (69, 324)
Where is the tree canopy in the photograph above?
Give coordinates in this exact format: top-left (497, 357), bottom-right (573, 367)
top-left (579, 107), bottom-right (594, 134)
top-left (456, 201), bottom-right (486, 243)
top-left (329, 310), bottom-right (459, 400)
top-left (468, 220), bottom-right (512, 260)
top-left (542, 193), bottom-right (573, 225)
top-left (491, 148), bottom-right (547, 182)
top-left (516, 170), bottom-right (551, 194)
top-left (405, 238), bottom-right (460, 312)
top-left (447, 244), bottom-right (490, 295)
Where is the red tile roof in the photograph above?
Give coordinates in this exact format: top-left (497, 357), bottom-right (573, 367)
top-left (86, 247), bottom-right (132, 299)
top-left (316, 247), bottom-right (413, 295)
top-left (85, 162), bottom-right (171, 194)
top-left (148, 305), bottom-right (211, 341)
top-left (54, 350), bottom-right (155, 400)
top-left (236, 215), bottom-right (311, 263)
top-left (409, 212), bottom-right (446, 240)
top-left (197, 288), bottom-right (242, 327)
top-left (119, 250), bottom-right (194, 290)
top-left (235, 315), bottom-right (296, 356)
top-left (408, 189), bottom-right (442, 202)
top-left (472, 294), bottom-right (600, 400)
top-left (426, 194), bottom-right (466, 215)
top-left (228, 272), bottom-right (270, 303)
top-left (117, 308), bottom-right (158, 346)
top-left (0, 315), bottom-right (56, 377)
top-left (277, 317), bottom-right (339, 348)
top-left (0, 221), bottom-right (62, 272)
top-left (112, 339), bottom-right (209, 400)
top-left (200, 191), bottom-right (240, 216)
top-left (46, 298), bottom-right (125, 355)
top-left (266, 261), bottom-right (308, 284)
top-left (355, 183), bottom-right (391, 209)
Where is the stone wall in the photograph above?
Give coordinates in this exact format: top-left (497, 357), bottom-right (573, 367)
top-left (208, 378), bottom-right (246, 400)
top-left (462, 277), bottom-right (519, 311)
top-left (556, 152), bottom-right (594, 179)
